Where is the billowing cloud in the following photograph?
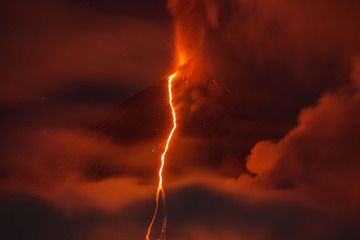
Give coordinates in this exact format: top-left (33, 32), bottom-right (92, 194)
top-left (247, 59), bottom-right (360, 212)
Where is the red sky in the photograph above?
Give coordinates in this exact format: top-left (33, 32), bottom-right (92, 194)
top-left (0, 0), bottom-right (359, 239)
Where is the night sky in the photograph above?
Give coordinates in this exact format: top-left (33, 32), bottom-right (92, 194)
top-left (1, 1), bottom-right (360, 239)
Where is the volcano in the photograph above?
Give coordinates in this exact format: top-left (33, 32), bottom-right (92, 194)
top-left (88, 70), bottom-right (306, 180)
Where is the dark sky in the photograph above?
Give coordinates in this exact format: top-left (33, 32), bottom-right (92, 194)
top-left (1, 0), bottom-right (360, 239)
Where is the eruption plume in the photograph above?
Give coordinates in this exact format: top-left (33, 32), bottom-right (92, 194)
top-left (168, 0), bottom-right (219, 68)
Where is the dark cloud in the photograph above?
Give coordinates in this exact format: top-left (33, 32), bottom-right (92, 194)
top-left (1, 181), bottom-right (359, 240)
top-left (165, 183), bottom-right (360, 240)
top-left (0, 193), bottom-right (69, 240)
top-left (53, 81), bottom-right (135, 105)
top-left (69, 0), bottom-right (170, 21)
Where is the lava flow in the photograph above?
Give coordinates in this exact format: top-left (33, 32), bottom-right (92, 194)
top-left (146, 72), bottom-right (178, 240)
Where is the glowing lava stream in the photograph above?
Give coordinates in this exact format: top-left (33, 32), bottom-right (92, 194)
top-left (146, 72), bottom-right (178, 240)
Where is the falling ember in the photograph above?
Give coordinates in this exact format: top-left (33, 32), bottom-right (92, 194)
top-left (146, 72), bottom-right (178, 240)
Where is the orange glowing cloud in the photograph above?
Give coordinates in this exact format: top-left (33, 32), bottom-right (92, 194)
top-left (167, 0), bottom-right (219, 69)
top-left (246, 59), bottom-right (360, 212)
